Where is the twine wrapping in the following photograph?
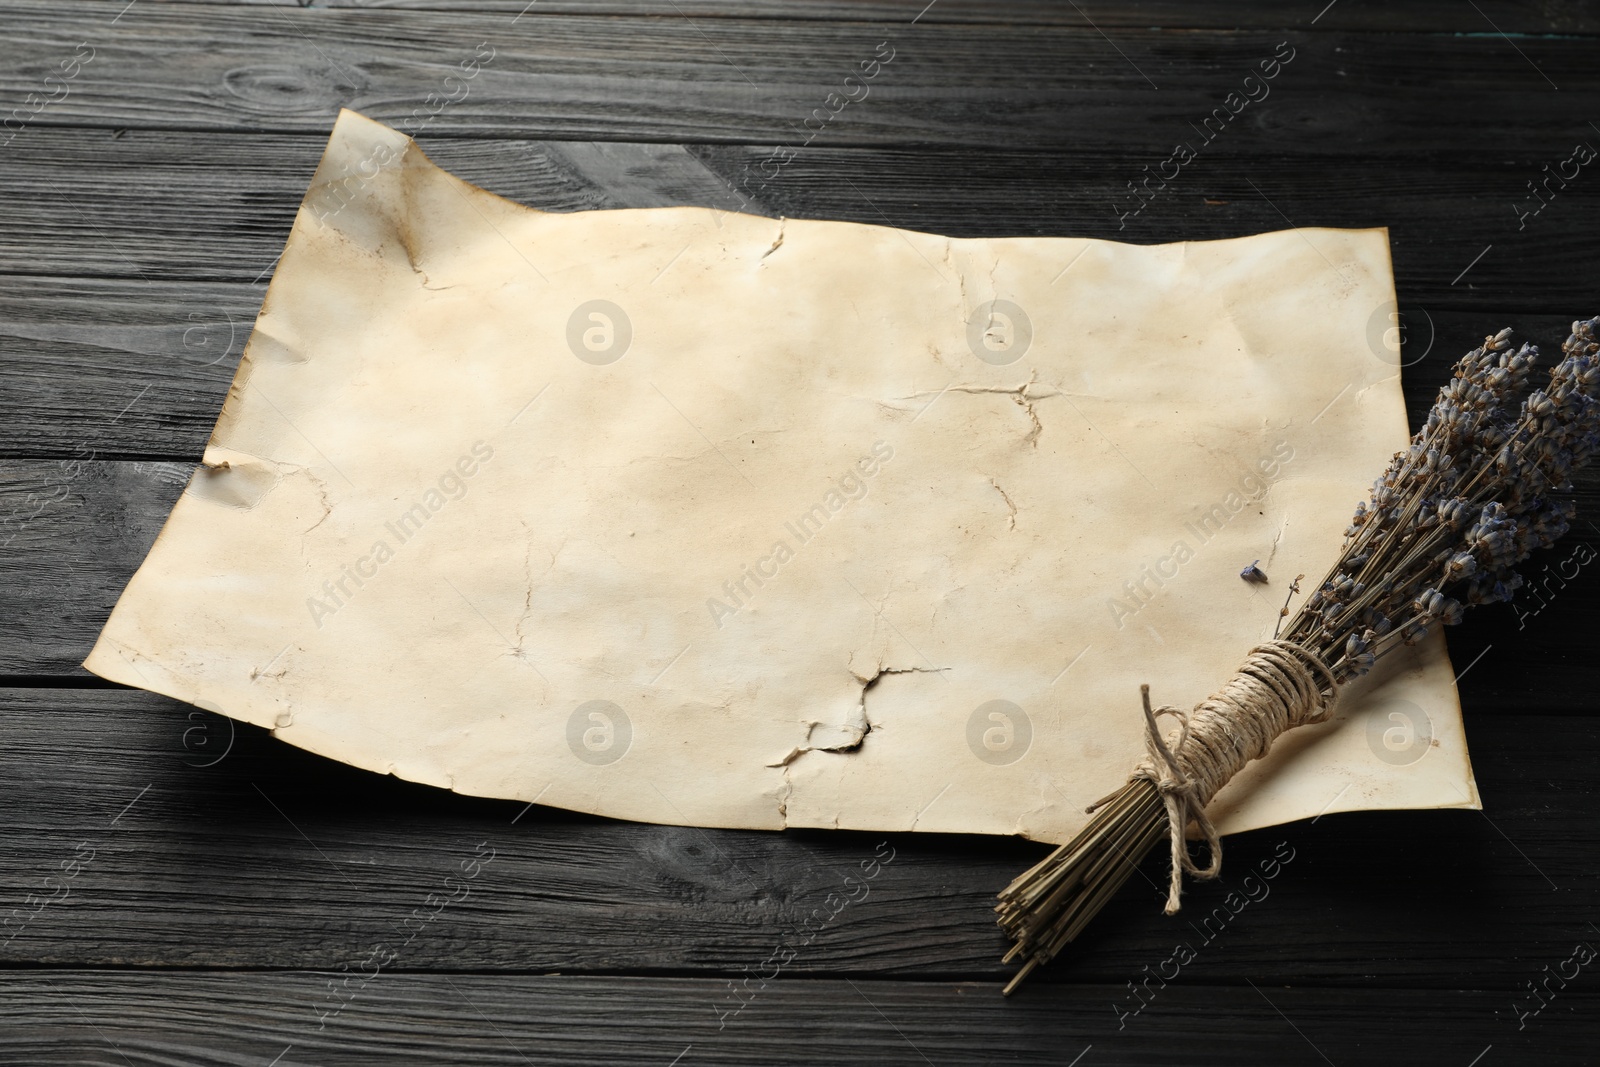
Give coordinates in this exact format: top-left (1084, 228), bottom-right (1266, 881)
top-left (1093, 640), bottom-right (1339, 914)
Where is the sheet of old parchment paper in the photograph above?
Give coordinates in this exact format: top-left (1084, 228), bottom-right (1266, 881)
top-left (85, 110), bottom-right (1479, 844)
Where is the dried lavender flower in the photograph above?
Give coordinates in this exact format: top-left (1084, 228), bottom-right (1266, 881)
top-left (998, 317), bottom-right (1600, 992)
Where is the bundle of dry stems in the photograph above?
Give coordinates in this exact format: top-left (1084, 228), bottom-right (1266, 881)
top-left (997, 317), bottom-right (1600, 994)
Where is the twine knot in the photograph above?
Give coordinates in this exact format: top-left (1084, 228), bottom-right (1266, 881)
top-left (1093, 640), bottom-right (1338, 915)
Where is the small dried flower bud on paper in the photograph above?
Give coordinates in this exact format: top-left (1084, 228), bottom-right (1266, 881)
top-left (85, 111), bottom-right (1479, 844)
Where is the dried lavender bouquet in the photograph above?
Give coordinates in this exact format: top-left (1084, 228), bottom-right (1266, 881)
top-left (997, 317), bottom-right (1600, 994)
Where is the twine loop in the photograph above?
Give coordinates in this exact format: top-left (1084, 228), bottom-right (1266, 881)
top-left (1092, 640), bottom-right (1339, 915)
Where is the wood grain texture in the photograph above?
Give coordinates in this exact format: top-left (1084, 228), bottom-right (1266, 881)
top-left (146, 0), bottom-right (1600, 34)
top-left (0, 687), bottom-right (1596, 986)
top-left (3, 3), bottom-right (1600, 1059)
top-left (3, 2), bottom-right (1597, 149)
top-left (0, 278), bottom-right (245, 458)
top-left (3, 126), bottom-right (1598, 307)
top-left (5, 971), bottom-right (1595, 1066)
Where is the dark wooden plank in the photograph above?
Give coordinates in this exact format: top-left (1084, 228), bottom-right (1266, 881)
top-left (3, 4), bottom-right (1596, 148)
top-left (3, 129), bottom-right (1598, 308)
top-left (144, 0), bottom-right (1600, 34)
top-left (1, 0), bottom-right (1594, 1054)
top-left (0, 132), bottom-right (619, 283)
top-left (2, 971), bottom-right (1593, 1065)
top-left (0, 278), bottom-right (245, 458)
top-left (1, 685), bottom-right (1596, 986)
top-left (0, 462), bottom-right (190, 676)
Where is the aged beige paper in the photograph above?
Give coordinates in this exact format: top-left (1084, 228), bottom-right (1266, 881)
top-left (86, 110), bottom-right (1479, 844)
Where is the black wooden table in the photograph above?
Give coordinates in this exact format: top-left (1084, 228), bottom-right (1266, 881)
top-left (3, 2), bottom-right (1599, 1063)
